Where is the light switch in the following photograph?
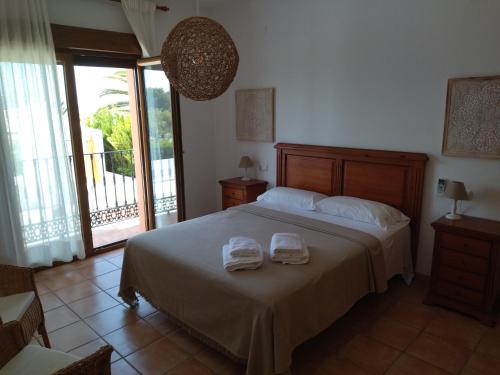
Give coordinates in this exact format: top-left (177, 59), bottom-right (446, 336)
top-left (437, 178), bottom-right (447, 195)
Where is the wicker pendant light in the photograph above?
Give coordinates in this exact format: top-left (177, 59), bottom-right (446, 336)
top-left (161, 16), bottom-right (239, 101)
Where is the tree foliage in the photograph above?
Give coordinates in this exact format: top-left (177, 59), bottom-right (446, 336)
top-left (85, 69), bottom-right (174, 176)
top-left (86, 107), bottom-right (134, 176)
top-left (98, 70), bottom-right (130, 112)
top-left (145, 87), bottom-right (174, 160)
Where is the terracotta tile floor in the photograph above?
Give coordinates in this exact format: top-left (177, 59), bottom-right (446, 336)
top-left (33, 249), bottom-right (500, 375)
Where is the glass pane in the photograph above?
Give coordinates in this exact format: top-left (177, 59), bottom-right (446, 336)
top-left (74, 66), bottom-right (146, 248)
top-left (143, 65), bottom-right (178, 228)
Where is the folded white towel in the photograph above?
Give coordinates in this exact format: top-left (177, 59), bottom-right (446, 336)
top-left (271, 245), bottom-right (310, 264)
top-left (229, 236), bottom-right (261, 257)
top-left (270, 233), bottom-right (310, 265)
top-left (223, 244), bottom-right (263, 271)
top-left (271, 233), bottom-right (304, 255)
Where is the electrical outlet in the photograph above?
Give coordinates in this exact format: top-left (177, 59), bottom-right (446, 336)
top-left (437, 178), bottom-right (448, 195)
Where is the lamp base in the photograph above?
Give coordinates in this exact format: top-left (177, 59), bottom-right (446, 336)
top-left (241, 177), bottom-right (251, 181)
top-left (445, 213), bottom-right (462, 220)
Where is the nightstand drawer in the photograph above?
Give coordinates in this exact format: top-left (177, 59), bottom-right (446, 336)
top-left (440, 232), bottom-right (490, 258)
top-left (223, 187), bottom-right (244, 200)
top-left (428, 215), bottom-right (500, 326)
top-left (440, 248), bottom-right (488, 275)
top-left (219, 178), bottom-right (267, 211)
top-left (436, 281), bottom-right (483, 307)
top-left (439, 266), bottom-right (486, 291)
top-left (223, 197), bottom-right (242, 209)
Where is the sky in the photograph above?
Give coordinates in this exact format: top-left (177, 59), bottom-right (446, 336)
top-left (74, 66), bottom-right (128, 122)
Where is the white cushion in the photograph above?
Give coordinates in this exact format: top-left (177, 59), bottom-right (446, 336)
top-left (315, 196), bottom-right (410, 230)
top-left (257, 187), bottom-right (328, 211)
top-left (0, 345), bottom-right (79, 375)
top-left (0, 292), bottom-right (35, 323)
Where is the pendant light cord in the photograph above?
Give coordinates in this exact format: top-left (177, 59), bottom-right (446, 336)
top-left (196, 0), bottom-right (200, 16)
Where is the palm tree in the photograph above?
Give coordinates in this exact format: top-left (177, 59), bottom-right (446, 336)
top-left (98, 70), bottom-right (130, 112)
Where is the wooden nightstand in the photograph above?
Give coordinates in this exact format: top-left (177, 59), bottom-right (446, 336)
top-left (425, 215), bottom-right (500, 326)
top-left (219, 178), bottom-right (267, 210)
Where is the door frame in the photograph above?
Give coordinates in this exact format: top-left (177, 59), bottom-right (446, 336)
top-left (58, 54), bottom-right (149, 254)
top-left (54, 26), bottom-right (185, 254)
top-left (137, 57), bottom-right (186, 227)
top-left (57, 54), bottom-right (186, 256)
top-left (53, 25), bottom-right (143, 256)
top-left (56, 53), bottom-right (94, 257)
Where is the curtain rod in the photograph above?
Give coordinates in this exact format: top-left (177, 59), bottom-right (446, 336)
top-left (109, 0), bottom-right (169, 12)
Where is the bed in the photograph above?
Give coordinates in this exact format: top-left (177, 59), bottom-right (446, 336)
top-left (119, 143), bottom-right (428, 375)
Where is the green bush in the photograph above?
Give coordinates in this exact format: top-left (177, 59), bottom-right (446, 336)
top-left (86, 107), bottom-right (134, 177)
top-left (85, 104), bottom-right (174, 177)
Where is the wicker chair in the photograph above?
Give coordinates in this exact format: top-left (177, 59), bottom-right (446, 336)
top-left (0, 321), bottom-right (113, 375)
top-left (0, 264), bottom-right (50, 347)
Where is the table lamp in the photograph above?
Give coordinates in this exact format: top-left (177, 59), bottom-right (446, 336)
top-left (444, 181), bottom-right (469, 220)
top-left (238, 156), bottom-right (253, 181)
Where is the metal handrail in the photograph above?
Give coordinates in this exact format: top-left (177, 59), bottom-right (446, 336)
top-left (18, 150), bottom-right (177, 237)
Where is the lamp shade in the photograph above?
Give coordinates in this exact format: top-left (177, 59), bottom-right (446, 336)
top-left (238, 156), bottom-right (253, 169)
top-left (444, 181), bottom-right (469, 200)
top-left (161, 17), bottom-right (239, 101)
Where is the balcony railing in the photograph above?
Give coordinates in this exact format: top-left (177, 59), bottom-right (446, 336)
top-left (18, 150), bottom-right (177, 244)
top-left (84, 149), bottom-right (177, 227)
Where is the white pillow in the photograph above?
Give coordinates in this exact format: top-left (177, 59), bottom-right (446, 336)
top-left (257, 187), bottom-right (328, 211)
top-left (315, 196), bottom-right (410, 230)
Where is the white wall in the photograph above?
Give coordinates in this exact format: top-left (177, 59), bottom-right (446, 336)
top-left (208, 0), bottom-right (500, 275)
top-left (46, 0), bottom-right (217, 219)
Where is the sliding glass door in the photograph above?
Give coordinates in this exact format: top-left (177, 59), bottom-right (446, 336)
top-left (138, 58), bottom-right (185, 229)
top-left (57, 54), bottom-right (184, 255)
top-left (73, 63), bottom-right (147, 248)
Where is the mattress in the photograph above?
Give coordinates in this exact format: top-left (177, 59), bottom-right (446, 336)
top-left (119, 204), bottom-right (393, 374)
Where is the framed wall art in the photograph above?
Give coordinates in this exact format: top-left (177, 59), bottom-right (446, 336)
top-left (442, 76), bottom-right (500, 159)
top-left (235, 88), bottom-right (275, 142)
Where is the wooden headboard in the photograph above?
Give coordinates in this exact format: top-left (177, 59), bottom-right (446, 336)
top-left (275, 143), bottom-right (428, 266)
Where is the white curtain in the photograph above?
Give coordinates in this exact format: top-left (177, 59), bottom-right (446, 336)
top-left (0, 0), bottom-right (85, 267)
top-left (122, 0), bottom-right (157, 57)
top-left (0, 112), bottom-right (26, 266)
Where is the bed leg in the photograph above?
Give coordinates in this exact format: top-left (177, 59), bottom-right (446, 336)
top-left (118, 288), bottom-right (138, 307)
